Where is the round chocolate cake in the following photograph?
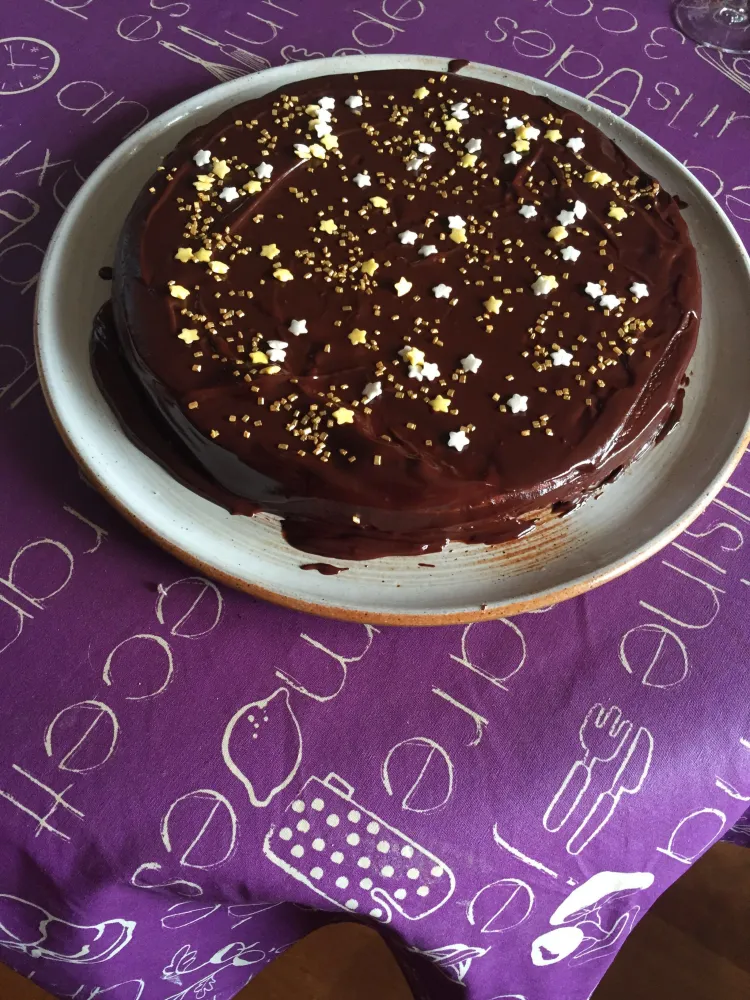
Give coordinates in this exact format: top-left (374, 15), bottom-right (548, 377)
top-left (105, 66), bottom-right (700, 559)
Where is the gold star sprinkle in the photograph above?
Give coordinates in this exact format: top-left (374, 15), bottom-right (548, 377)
top-left (273, 268), bottom-right (293, 282)
top-left (413, 86), bottom-right (430, 100)
top-left (404, 347), bottom-right (425, 365)
top-left (193, 248), bottom-right (212, 262)
top-left (348, 328), bottom-right (367, 345)
top-left (584, 169), bottom-right (612, 185)
top-left (548, 226), bottom-right (568, 242)
top-left (175, 247), bottom-right (193, 262)
top-left (545, 128), bottom-right (563, 142)
top-left (512, 138), bottom-right (530, 152)
top-left (169, 283), bottom-right (190, 299)
top-left (178, 328), bottom-right (199, 344)
top-left (445, 117), bottom-right (462, 132)
top-left (333, 407), bottom-right (355, 424)
top-left (515, 125), bottom-right (536, 141)
top-left (193, 175), bottom-right (214, 191)
top-left (483, 295), bottom-right (502, 314)
top-left (209, 260), bottom-right (229, 273)
top-left (429, 395), bottom-right (450, 413)
top-left (370, 195), bottom-right (389, 210)
top-left (309, 143), bottom-right (326, 159)
top-left (243, 179), bottom-right (262, 194)
top-left (261, 244), bottom-right (280, 259)
top-left (250, 351), bottom-right (269, 364)
top-left (460, 153), bottom-right (477, 168)
top-left (320, 133), bottom-right (338, 150)
top-left (261, 365), bottom-right (281, 374)
top-left (449, 228), bottom-right (467, 244)
top-left (361, 258), bottom-right (379, 276)
top-left (609, 205), bottom-right (627, 221)
top-left (394, 276), bottom-right (413, 296)
top-left (212, 159), bottom-right (230, 179)
top-left (319, 218), bottom-right (338, 234)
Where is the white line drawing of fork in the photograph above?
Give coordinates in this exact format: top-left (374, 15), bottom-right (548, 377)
top-left (543, 704), bottom-right (633, 834)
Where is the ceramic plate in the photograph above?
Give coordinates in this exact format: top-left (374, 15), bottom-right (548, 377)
top-left (35, 54), bottom-right (750, 625)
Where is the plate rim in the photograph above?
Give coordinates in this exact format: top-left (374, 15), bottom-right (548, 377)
top-left (34, 52), bottom-right (750, 626)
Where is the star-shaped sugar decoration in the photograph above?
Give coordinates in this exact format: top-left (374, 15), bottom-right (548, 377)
top-left (319, 96), bottom-right (335, 110)
top-left (399, 230), bottom-right (418, 245)
top-left (504, 150), bottom-right (522, 165)
top-left (175, 247), bottom-right (193, 262)
top-left (551, 348), bottom-right (573, 367)
top-left (545, 129), bottom-right (562, 142)
top-left (516, 124), bottom-right (540, 141)
top-left (512, 139), bottom-right (530, 153)
top-left (288, 319), bottom-right (307, 336)
top-left (559, 246), bottom-right (581, 262)
top-left (418, 142), bottom-right (436, 154)
top-left (320, 134), bottom-right (338, 151)
top-left (394, 276), bottom-right (413, 296)
top-left (261, 244), bottom-right (280, 259)
top-left (448, 215), bottom-right (466, 230)
top-left (532, 275), bottom-right (559, 296)
top-left (507, 393), bottom-right (528, 414)
top-left (361, 258), bottom-right (379, 276)
top-left (573, 200), bottom-right (587, 219)
top-left (462, 140), bottom-right (480, 157)
top-left (353, 171), bottom-right (371, 188)
top-left (348, 328), bottom-right (367, 345)
top-left (178, 328), bottom-right (199, 344)
top-left (445, 117), bottom-right (462, 132)
top-left (584, 169), bottom-right (612, 185)
top-left (557, 209), bottom-right (576, 227)
top-left (220, 186), bottom-right (239, 202)
top-left (169, 283), bottom-right (190, 299)
top-left (414, 85), bottom-right (430, 100)
top-left (483, 295), bottom-right (502, 314)
top-left (433, 283), bottom-right (452, 299)
top-left (430, 395), bottom-right (450, 413)
top-left (193, 149), bottom-right (211, 167)
top-left (194, 175), bottom-right (214, 192)
top-left (630, 282), bottom-right (649, 300)
top-left (250, 350), bottom-right (269, 364)
top-left (400, 346), bottom-right (425, 366)
top-left (567, 136), bottom-right (585, 153)
top-left (460, 151), bottom-right (477, 168)
top-left (209, 260), bottom-right (229, 274)
top-left (362, 381), bottom-right (382, 403)
top-left (450, 228), bottom-right (467, 244)
top-left (346, 94), bottom-right (363, 109)
top-left (600, 293), bottom-right (620, 311)
top-left (266, 340), bottom-right (288, 362)
top-left (333, 407), bottom-right (354, 425)
top-left (243, 180), bottom-right (262, 194)
top-left (294, 143), bottom-right (312, 159)
top-left (448, 429), bottom-right (470, 452)
top-left (408, 364), bottom-right (424, 381)
top-left (585, 281), bottom-right (604, 300)
top-left (406, 156), bottom-right (424, 172)
top-left (519, 204), bottom-right (537, 219)
top-left (273, 268), bottom-right (293, 282)
top-left (450, 102), bottom-right (470, 120)
top-left (421, 362), bottom-right (440, 381)
top-left (212, 159), bottom-right (230, 179)
top-left (255, 161), bottom-right (273, 179)
top-left (505, 116), bottom-right (523, 129)
top-left (193, 248), bottom-right (211, 262)
top-left (370, 196), bottom-right (389, 210)
top-left (419, 244), bottom-right (438, 257)
top-left (609, 205), bottom-right (627, 222)
top-left (319, 218), bottom-right (338, 234)
top-left (461, 353), bottom-right (482, 373)
top-left (548, 226), bottom-right (568, 243)
top-left (313, 121), bottom-right (332, 137)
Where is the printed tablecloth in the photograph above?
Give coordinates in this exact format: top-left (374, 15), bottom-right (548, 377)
top-left (1, 2), bottom-right (750, 999)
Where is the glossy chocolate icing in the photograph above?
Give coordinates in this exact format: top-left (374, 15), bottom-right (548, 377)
top-left (103, 67), bottom-right (700, 559)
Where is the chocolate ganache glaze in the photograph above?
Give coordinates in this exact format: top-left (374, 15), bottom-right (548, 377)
top-left (102, 67), bottom-right (700, 559)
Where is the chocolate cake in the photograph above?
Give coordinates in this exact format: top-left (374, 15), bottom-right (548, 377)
top-left (103, 66), bottom-right (700, 559)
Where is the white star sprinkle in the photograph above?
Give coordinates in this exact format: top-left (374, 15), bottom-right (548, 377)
top-left (313, 121), bottom-right (332, 137)
top-left (504, 150), bottom-right (522, 165)
top-left (353, 172), bottom-right (371, 188)
top-left (461, 354), bottom-right (482, 373)
top-left (559, 246), bottom-right (581, 262)
top-left (519, 204), bottom-right (537, 219)
top-left (557, 209), bottom-right (576, 226)
top-left (319, 96), bottom-right (335, 110)
top-left (193, 149), bottom-right (211, 167)
top-left (465, 137), bottom-right (482, 153)
top-left (523, 126), bottom-right (540, 140)
top-left (567, 136), bottom-right (585, 153)
top-left (220, 186), bottom-right (239, 202)
top-left (417, 141), bottom-right (436, 154)
top-left (421, 362), bottom-right (440, 381)
top-left (267, 340), bottom-right (288, 362)
top-left (448, 429), bottom-right (470, 452)
top-left (630, 282), bottom-right (649, 299)
top-left (507, 394), bottom-right (528, 414)
top-left (505, 116), bottom-right (523, 129)
top-left (447, 215), bottom-right (465, 230)
top-left (573, 200), bottom-right (587, 219)
top-left (600, 293), bottom-right (620, 311)
top-left (399, 230), bottom-right (418, 245)
top-left (408, 365), bottom-right (424, 381)
top-left (345, 94), bottom-right (363, 108)
top-left (406, 156), bottom-right (424, 172)
top-left (532, 275), bottom-right (558, 296)
top-left (551, 348), bottom-right (573, 367)
top-left (419, 244), bottom-right (438, 257)
top-left (255, 162), bottom-right (273, 179)
top-left (362, 380), bottom-right (382, 403)
top-left (433, 283), bottom-right (452, 298)
top-left (585, 281), bottom-right (604, 300)
top-left (451, 106), bottom-right (470, 120)
top-left (288, 319), bottom-right (307, 336)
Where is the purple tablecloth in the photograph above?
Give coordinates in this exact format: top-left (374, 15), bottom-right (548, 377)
top-left (1, 2), bottom-right (750, 999)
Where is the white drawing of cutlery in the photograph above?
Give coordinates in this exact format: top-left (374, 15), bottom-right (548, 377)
top-left (176, 26), bottom-right (271, 71)
top-left (157, 41), bottom-right (247, 83)
top-left (566, 727), bottom-right (654, 855)
top-left (544, 704), bottom-right (633, 833)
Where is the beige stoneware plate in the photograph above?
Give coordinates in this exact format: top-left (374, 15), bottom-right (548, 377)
top-left (35, 54), bottom-right (750, 625)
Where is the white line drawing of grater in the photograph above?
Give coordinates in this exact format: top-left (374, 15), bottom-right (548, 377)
top-left (263, 773), bottom-right (456, 924)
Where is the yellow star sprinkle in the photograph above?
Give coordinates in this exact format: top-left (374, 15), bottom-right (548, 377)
top-left (370, 196), bottom-right (389, 210)
top-left (348, 328), bottom-right (367, 345)
top-left (243, 179), bottom-right (262, 194)
top-left (212, 159), bottom-right (230, 179)
top-left (174, 247), bottom-right (193, 262)
top-left (250, 351), bottom-right (269, 364)
top-left (361, 258), bottom-right (379, 276)
top-left (309, 143), bottom-right (326, 159)
top-left (460, 153), bottom-right (477, 168)
top-left (394, 276), bottom-right (413, 297)
top-left (193, 176), bottom-right (214, 191)
top-left (548, 226), bottom-right (568, 242)
top-left (413, 86), bottom-right (430, 100)
top-left (320, 133), bottom-right (339, 150)
top-left (209, 260), bottom-right (229, 274)
top-left (429, 395), bottom-right (450, 413)
top-left (584, 170), bottom-right (612, 185)
top-left (545, 128), bottom-right (563, 142)
top-left (305, 104), bottom-right (321, 116)
top-left (333, 407), bottom-right (355, 425)
top-left (261, 365), bottom-right (281, 375)
top-left (404, 347), bottom-right (425, 366)
top-left (449, 228), bottom-right (467, 244)
top-left (512, 139), bottom-right (530, 152)
top-left (193, 247), bottom-right (212, 262)
top-left (169, 283), bottom-right (190, 299)
top-left (178, 328), bottom-right (199, 344)
top-left (319, 219), bottom-right (338, 234)
top-left (609, 205), bottom-right (627, 222)
top-left (274, 268), bottom-right (293, 282)
top-left (483, 295), bottom-right (502, 314)
top-left (515, 125), bottom-right (536, 141)
top-left (445, 117), bottom-right (462, 132)
top-left (261, 244), bottom-right (280, 259)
